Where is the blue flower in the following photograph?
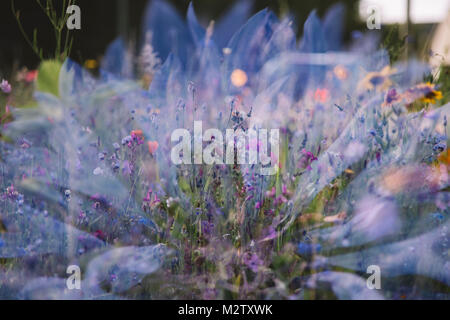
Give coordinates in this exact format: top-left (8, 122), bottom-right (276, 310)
top-left (430, 212), bottom-right (444, 221)
top-left (297, 242), bottom-right (322, 256)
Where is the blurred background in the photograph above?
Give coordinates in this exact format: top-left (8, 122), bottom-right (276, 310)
top-left (0, 0), bottom-right (449, 77)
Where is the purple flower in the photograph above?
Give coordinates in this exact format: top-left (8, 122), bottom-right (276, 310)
top-left (0, 79), bottom-right (11, 93)
top-left (274, 195), bottom-right (288, 206)
top-left (201, 221), bottom-right (214, 235)
top-left (384, 88), bottom-right (401, 105)
top-left (261, 226), bottom-right (277, 241)
top-left (297, 149), bottom-right (318, 170)
top-left (122, 160), bottom-right (132, 175)
top-left (243, 252), bottom-right (263, 273)
top-left (203, 288), bottom-right (217, 300)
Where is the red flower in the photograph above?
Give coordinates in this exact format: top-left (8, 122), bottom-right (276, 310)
top-left (148, 141), bottom-right (159, 155)
top-left (314, 88), bottom-right (329, 103)
top-left (131, 130), bottom-right (144, 139)
top-left (93, 230), bottom-right (106, 241)
top-left (25, 70), bottom-right (38, 83)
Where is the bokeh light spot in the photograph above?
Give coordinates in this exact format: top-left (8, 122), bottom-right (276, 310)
top-left (231, 69), bottom-right (248, 88)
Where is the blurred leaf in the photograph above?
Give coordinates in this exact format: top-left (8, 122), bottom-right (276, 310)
top-left (36, 60), bottom-right (62, 97)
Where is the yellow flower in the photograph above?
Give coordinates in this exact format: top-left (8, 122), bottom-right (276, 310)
top-left (359, 66), bottom-right (396, 91)
top-left (84, 59), bottom-right (98, 69)
top-left (436, 150), bottom-right (450, 168)
top-left (405, 82), bottom-right (443, 105)
top-left (420, 86), bottom-right (443, 104)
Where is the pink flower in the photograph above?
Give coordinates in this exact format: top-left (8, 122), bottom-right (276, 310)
top-left (143, 189), bottom-right (152, 202)
top-left (297, 149), bottom-right (318, 170)
top-left (274, 195), bottom-right (288, 205)
top-left (151, 193), bottom-right (161, 206)
top-left (265, 186), bottom-right (276, 198)
top-left (6, 184), bottom-right (18, 199)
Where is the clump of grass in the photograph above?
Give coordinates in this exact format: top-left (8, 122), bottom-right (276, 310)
top-left (11, 0), bottom-right (76, 62)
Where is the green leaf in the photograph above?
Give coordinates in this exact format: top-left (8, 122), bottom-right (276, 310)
top-left (178, 176), bottom-right (191, 195)
top-left (36, 60), bottom-right (62, 97)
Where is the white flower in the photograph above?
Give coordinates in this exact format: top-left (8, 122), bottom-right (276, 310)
top-left (93, 167), bottom-right (104, 176)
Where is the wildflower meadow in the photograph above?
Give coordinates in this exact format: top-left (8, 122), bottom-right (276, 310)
top-left (0, 0), bottom-right (449, 301)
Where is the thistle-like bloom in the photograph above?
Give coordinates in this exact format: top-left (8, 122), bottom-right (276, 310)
top-left (382, 88), bottom-right (402, 106)
top-left (0, 79), bottom-right (11, 93)
top-left (130, 129), bottom-right (145, 146)
top-left (139, 32), bottom-right (162, 83)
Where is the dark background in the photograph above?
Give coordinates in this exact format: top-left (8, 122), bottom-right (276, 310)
top-left (0, 0), bottom-right (362, 76)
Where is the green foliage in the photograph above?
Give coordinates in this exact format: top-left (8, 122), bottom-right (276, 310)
top-left (382, 25), bottom-right (407, 64)
top-left (436, 66), bottom-right (450, 106)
